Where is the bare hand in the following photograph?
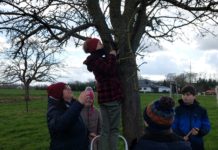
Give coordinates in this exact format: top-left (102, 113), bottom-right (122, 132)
top-left (89, 132), bottom-right (97, 140)
top-left (183, 136), bottom-right (189, 141)
top-left (191, 128), bottom-right (199, 136)
top-left (78, 91), bottom-right (88, 104)
top-left (90, 132), bottom-right (97, 137)
top-left (110, 50), bottom-right (116, 56)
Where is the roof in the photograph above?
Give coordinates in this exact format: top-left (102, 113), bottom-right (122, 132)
top-left (138, 79), bottom-right (153, 87)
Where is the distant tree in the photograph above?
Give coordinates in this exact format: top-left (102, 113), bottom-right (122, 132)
top-left (164, 80), bottom-right (169, 86)
top-left (0, 40), bottom-right (61, 112)
top-left (69, 80), bottom-right (96, 91)
top-left (166, 73), bottom-right (177, 82)
top-left (166, 72), bottom-right (199, 89)
top-left (174, 73), bottom-right (188, 88)
top-left (196, 78), bottom-right (208, 92)
top-left (186, 72), bottom-right (198, 84)
top-left (34, 84), bottom-right (48, 90)
top-left (208, 79), bottom-right (217, 88)
top-left (196, 78), bottom-right (218, 92)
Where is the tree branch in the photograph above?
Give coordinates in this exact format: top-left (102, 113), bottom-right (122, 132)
top-left (87, 0), bottom-right (113, 49)
top-left (164, 0), bottom-right (218, 12)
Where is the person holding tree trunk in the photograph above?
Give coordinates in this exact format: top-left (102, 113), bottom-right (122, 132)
top-left (83, 38), bottom-right (123, 150)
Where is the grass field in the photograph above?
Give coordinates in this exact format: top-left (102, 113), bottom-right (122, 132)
top-left (0, 89), bottom-right (217, 150)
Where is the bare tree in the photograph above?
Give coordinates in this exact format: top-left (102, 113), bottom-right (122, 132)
top-left (0, 39), bottom-right (61, 112)
top-left (0, 0), bottom-right (218, 144)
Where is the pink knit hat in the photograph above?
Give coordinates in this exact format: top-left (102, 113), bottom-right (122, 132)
top-left (85, 86), bottom-right (95, 112)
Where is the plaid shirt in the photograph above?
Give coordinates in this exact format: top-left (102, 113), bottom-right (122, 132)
top-left (84, 53), bottom-right (123, 104)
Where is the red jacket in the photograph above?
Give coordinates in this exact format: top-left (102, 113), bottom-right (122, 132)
top-left (83, 51), bottom-right (123, 104)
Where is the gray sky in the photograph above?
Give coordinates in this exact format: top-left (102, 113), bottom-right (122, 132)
top-left (137, 33), bottom-right (218, 81)
top-left (1, 29), bottom-right (218, 83)
top-left (61, 32), bottom-right (218, 82)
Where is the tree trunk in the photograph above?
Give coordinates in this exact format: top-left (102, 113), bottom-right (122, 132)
top-left (24, 84), bottom-right (30, 112)
top-left (119, 45), bottom-right (144, 147)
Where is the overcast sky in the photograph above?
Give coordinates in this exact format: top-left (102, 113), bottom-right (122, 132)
top-left (61, 28), bottom-right (218, 82)
top-left (1, 28), bottom-right (218, 83)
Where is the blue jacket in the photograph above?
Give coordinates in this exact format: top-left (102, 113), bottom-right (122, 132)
top-left (172, 99), bottom-right (211, 150)
top-left (47, 97), bottom-right (89, 150)
top-left (132, 129), bottom-right (192, 150)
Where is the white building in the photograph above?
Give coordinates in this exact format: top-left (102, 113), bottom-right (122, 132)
top-left (138, 79), bottom-right (170, 93)
top-left (138, 79), bottom-right (153, 93)
top-left (157, 86), bottom-right (171, 93)
top-left (139, 86), bottom-right (153, 93)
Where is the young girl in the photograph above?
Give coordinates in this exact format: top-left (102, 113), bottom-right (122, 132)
top-left (80, 86), bottom-right (101, 150)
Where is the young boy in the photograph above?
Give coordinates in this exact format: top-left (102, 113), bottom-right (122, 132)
top-left (172, 85), bottom-right (211, 150)
top-left (83, 38), bottom-right (123, 150)
top-left (80, 86), bottom-right (101, 150)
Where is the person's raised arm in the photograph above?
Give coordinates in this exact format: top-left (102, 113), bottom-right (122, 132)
top-left (47, 91), bottom-right (87, 132)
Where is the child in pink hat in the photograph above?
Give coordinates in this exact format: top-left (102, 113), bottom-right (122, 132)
top-left (80, 86), bottom-right (101, 150)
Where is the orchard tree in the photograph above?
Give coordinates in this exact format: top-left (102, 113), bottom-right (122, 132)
top-left (0, 0), bottom-right (218, 145)
top-left (0, 39), bottom-right (61, 112)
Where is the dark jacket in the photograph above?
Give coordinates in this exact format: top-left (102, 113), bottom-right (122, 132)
top-left (133, 129), bottom-right (192, 150)
top-left (172, 99), bottom-right (211, 150)
top-left (83, 49), bottom-right (123, 104)
top-left (47, 97), bottom-right (89, 150)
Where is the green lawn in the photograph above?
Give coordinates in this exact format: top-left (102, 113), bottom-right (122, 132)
top-left (0, 89), bottom-right (217, 150)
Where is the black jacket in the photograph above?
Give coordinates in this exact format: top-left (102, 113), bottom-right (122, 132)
top-left (132, 129), bottom-right (192, 150)
top-left (47, 97), bottom-right (89, 150)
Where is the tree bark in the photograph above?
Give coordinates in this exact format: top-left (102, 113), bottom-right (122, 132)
top-left (24, 84), bottom-right (30, 112)
top-left (119, 44), bottom-right (144, 146)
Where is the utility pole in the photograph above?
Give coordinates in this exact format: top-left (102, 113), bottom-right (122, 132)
top-left (189, 61), bottom-right (192, 84)
top-left (216, 86), bottom-right (218, 105)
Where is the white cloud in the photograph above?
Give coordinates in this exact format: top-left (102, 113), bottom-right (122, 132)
top-left (137, 51), bottom-right (182, 75)
top-left (61, 36), bottom-right (218, 82)
top-left (0, 36), bottom-right (9, 51)
top-left (58, 66), bottom-right (95, 83)
top-left (194, 27), bottom-right (218, 51)
top-left (196, 35), bottom-right (218, 51)
top-left (137, 37), bottom-right (218, 81)
top-left (141, 74), bottom-right (166, 81)
top-left (59, 46), bottom-right (95, 82)
top-left (204, 50), bottom-right (218, 71)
